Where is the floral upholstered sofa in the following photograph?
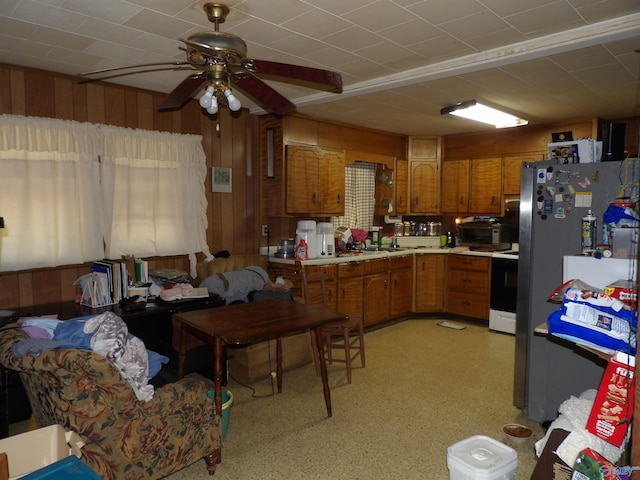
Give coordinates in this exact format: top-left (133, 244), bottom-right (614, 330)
top-left (0, 324), bottom-right (221, 480)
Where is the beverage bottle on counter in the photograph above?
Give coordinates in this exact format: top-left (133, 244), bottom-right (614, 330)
top-left (581, 210), bottom-right (596, 255)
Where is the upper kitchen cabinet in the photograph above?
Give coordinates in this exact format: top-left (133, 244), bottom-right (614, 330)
top-left (441, 157), bottom-right (502, 215)
top-left (285, 145), bottom-right (345, 215)
top-left (408, 136), bottom-right (441, 214)
top-left (394, 159), bottom-right (408, 215)
top-left (503, 154), bottom-right (545, 196)
top-left (469, 157), bottom-right (502, 214)
top-left (441, 160), bottom-right (469, 214)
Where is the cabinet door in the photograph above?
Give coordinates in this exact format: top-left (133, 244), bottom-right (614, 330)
top-left (395, 159), bottom-right (408, 214)
top-left (469, 157), bottom-right (502, 214)
top-left (390, 267), bottom-right (412, 317)
top-left (409, 161), bottom-right (439, 214)
top-left (441, 160), bottom-right (469, 214)
top-left (363, 273), bottom-right (389, 325)
top-left (414, 254), bottom-right (445, 312)
top-left (320, 148), bottom-right (346, 215)
top-left (503, 154), bottom-right (544, 196)
top-left (285, 145), bottom-right (345, 215)
top-left (337, 276), bottom-right (364, 318)
top-left (286, 146), bottom-right (321, 213)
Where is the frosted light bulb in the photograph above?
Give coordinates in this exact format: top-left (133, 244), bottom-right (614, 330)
top-left (199, 86), bottom-right (214, 108)
top-left (206, 96), bottom-right (218, 114)
top-left (224, 90), bottom-right (241, 111)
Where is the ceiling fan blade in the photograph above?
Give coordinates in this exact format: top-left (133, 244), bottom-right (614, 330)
top-left (78, 65), bottom-right (196, 84)
top-left (158, 73), bottom-right (207, 111)
top-left (245, 59), bottom-right (342, 93)
top-left (232, 74), bottom-right (297, 115)
top-left (79, 61), bottom-right (190, 77)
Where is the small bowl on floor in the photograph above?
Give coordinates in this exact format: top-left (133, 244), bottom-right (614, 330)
top-left (502, 423), bottom-right (532, 443)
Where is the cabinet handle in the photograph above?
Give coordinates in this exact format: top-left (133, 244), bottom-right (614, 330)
top-left (459, 195), bottom-right (464, 205)
top-left (337, 193), bottom-right (341, 205)
top-left (312, 192), bottom-right (317, 204)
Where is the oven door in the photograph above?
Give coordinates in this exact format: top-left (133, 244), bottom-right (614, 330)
top-left (490, 257), bottom-right (518, 313)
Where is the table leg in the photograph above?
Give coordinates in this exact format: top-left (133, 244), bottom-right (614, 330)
top-left (213, 337), bottom-right (224, 416)
top-left (178, 322), bottom-right (187, 380)
top-left (313, 327), bottom-right (332, 417)
top-left (276, 336), bottom-right (283, 394)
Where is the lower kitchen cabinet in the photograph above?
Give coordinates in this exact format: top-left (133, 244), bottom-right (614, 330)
top-left (363, 258), bottom-right (390, 326)
top-left (413, 253), bottom-right (446, 312)
top-left (446, 254), bottom-right (491, 319)
top-left (389, 255), bottom-right (413, 318)
top-left (302, 264), bottom-right (337, 310)
top-left (337, 261), bottom-right (364, 319)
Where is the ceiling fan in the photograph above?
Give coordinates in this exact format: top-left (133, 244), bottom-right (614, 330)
top-left (79, 3), bottom-right (343, 116)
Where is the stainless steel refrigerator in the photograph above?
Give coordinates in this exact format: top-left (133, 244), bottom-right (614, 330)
top-left (513, 159), bottom-right (634, 422)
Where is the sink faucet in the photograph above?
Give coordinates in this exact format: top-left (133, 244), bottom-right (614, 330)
top-left (390, 235), bottom-right (399, 249)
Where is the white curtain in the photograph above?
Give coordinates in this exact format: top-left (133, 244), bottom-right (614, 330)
top-left (100, 126), bottom-right (208, 277)
top-left (332, 163), bottom-right (376, 230)
top-left (0, 115), bottom-right (103, 271)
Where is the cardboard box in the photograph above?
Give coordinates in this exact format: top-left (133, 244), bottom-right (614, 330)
top-left (586, 352), bottom-right (635, 446)
top-left (0, 425), bottom-right (84, 479)
top-left (548, 139), bottom-right (601, 163)
top-left (227, 332), bottom-right (313, 384)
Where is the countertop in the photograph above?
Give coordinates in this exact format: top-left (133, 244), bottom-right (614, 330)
top-left (266, 244), bottom-right (519, 266)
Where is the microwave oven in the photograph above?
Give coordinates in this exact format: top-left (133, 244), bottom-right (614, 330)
top-left (458, 221), bottom-right (511, 250)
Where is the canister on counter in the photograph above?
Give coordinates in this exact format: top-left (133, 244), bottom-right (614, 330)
top-left (394, 222), bottom-right (404, 236)
top-left (404, 221), bottom-right (411, 236)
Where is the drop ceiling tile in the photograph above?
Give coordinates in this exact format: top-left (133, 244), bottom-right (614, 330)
top-left (229, 17), bottom-right (295, 45)
top-left (12, 0), bottom-right (88, 31)
top-left (575, 0), bottom-right (640, 22)
top-left (60, 0), bottom-right (142, 24)
top-left (240, 0), bottom-right (314, 25)
top-left (342, 0), bottom-right (416, 32)
top-left (269, 34), bottom-right (333, 59)
top-left (505, 2), bottom-right (585, 36)
top-left (549, 45), bottom-right (618, 72)
top-left (408, 34), bottom-right (473, 61)
top-left (123, 8), bottom-right (193, 38)
top-left (0, 16), bottom-right (38, 38)
top-left (407, 0), bottom-right (485, 25)
top-left (0, 0), bottom-right (19, 16)
top-left (321, 25), bottom-right (385, 50)
top-left (354, 40), bottom-right (415, 65)
top-left (30, 26), bottom-right (94, 51)
top-left (281, 9), bottom-right (351, 38)
top-left (465, 27), bottom-right (527, 52)
top-left (439, 10), bottom-right (510, 41)
top-left (83, 39), bottom-right (146, 63)
top-left (128, 32), bottom-right (183, 57)
top-left (124, 0), bottom-right (194, 17)
top-left (378, 18), bottom-right (442, 46)
top-left (73, 18), bottom-right (144, 44)
top-left (307, 0), bottom-right (379, 17)
top-left (480, 0), bottom-right (557, 17)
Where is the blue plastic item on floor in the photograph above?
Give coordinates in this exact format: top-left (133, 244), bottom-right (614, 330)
top-left (208, 389), bottom-right (234, 441)
top-left (19, 456), bottom-right (101, 480)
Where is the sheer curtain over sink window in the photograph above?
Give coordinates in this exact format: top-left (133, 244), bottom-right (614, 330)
top-left (331, 162), bottom-right (376, 231)
top-left (0, 115), bottom-right (104, 271)
top-left (100, 126), bottom-right (209, 277)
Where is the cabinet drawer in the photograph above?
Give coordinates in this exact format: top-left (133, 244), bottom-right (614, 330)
top-left (446, 291), bottom-right (489, 319)
top-left (304, 264), bottom-right (336, 281)
top-left (390, 255), bottom-right (413, 270)
top-left (447, 269), bottom-right (489, 294)
top-left (338, 261), bottom-right (364, 278)
top-left (363, 258), bottom-right (389, 275)
top-left (448, 255), bottom-right (490, 271)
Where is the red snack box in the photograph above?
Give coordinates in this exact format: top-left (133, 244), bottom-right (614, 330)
top-left (586, 351), bottom-right (635, 447)
top-left (604, 279), bottom-right (638, 305)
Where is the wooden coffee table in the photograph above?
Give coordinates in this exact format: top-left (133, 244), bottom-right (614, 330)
top-left (173, 298), bottom-right (348, 418)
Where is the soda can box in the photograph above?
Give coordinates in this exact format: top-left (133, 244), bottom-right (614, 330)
top-left (604, 279), bottom-right (638, 305)
top-left (586, 351), bottom-right (635, 447)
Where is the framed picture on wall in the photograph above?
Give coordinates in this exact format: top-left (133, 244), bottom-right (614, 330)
top-left (212, 167), bottom-right (232, 193)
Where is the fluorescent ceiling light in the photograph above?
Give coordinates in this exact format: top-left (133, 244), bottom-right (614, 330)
top-left (441, 100), bottom-right (528, 128)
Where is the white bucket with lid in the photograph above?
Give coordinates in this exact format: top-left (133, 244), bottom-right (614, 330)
top-left (295, 220), bottom-right (317, 259)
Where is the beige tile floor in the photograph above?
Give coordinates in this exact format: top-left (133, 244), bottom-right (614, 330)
top-left (163, 317), bottom-right (545, 479)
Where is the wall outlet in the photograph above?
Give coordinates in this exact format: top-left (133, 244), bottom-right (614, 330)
top-left (262, 224), bottom-right (269, 236)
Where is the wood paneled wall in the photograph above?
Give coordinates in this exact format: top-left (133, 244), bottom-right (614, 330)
top-left (0, 63), bottom-right (261, 309)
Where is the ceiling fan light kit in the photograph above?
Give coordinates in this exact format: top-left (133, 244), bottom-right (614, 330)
top-left (441, 100), bottom-right (528, 128)
top-left (78, 3), bottom-right (343, 116)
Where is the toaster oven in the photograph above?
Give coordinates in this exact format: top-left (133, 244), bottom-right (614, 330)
top-left (458, 221), bottom-right (511, 251)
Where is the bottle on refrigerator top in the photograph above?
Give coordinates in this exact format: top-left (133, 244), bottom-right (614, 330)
top-left (581, 210), bottom-right (597, 254)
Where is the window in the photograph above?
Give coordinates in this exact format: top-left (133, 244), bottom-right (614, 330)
top-left (0, 116), bottom-right (209, 276)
